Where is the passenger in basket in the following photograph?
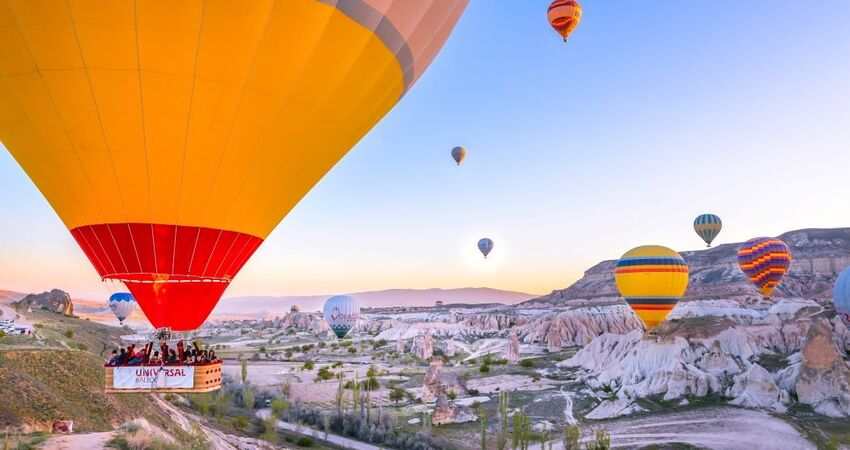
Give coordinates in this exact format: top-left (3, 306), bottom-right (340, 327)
top-left (166, 349), bottom-right (179, 364)
top-left (106, 349), bottom-right (119, 366)
top-left (117, 348), bottom-right (129, 365)
top-left (127, 348), bottom-right (145, 365)
top-left (149, 351), bottom-right (162, 364)
top-left (208, 350), bottom-right (219, 362)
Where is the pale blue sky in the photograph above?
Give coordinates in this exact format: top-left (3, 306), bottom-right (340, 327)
top-left (2, 1), bottom-right (849, 299)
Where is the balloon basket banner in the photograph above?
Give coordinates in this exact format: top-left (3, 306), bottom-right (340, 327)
top-left (104, 362), bottom-right (221, 394)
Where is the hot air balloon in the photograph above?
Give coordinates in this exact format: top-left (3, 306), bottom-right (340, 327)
top-left (323, 295), bottom-right (360, 339)
top-left (478, 238), bottom-right (494, 258)
top-left (108, 292), bottom-right (136, 325)
top-left (0, 1), bottom-right (468, 332)
top-left (451, 146), bottom-right (466, 166)
top-left (614, 245), bottom-right (689, 331)
top-left (737, 237), bottom-right (791, 299)
top-left (548, 0), bottom-right (582, 42)
top-left (833, 267), bottom-right (850, 325)
top-left (693, 214), bottom-right (722, 247)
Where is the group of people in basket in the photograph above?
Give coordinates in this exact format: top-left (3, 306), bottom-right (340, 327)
top-left (105, 341), bottom-right (219, 366)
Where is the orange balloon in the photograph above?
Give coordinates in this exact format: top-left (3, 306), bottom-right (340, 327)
top-left (548, 0), bottom-right (583, 42)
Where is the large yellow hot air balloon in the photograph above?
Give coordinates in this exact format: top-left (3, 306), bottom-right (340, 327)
top-left (614, 245), bottom-right (689, 331)
top-left (0, 0), bottom-right (467, 331)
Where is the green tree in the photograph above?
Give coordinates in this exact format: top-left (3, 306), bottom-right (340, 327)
top-left (303, 360), bottom-right (314, 371)
top-left (480, 364), bottom-right (491, 374)
top-left (520, 359), bottom-right (535, 368)
top-left (447, 391), bottom-right (457, 400)
top-left (315, 366), bottom-right (334, 381)
top-left (64, 330), bottom-right (74, 338)
top-left (194, 393), bottom-right (212, 416)
top-left (335, 376), bottom-right (346, 416)
top-left (478, 405), bottom-right (489, 450)
top-left (270, 398), bottom-right (290, 420)
top-left (261, 415), bottom-right (278, 444)
top-left (563, 424), bottom-right (581, 450)
top-left (213, 391), bottom-right (232, 425)
top-left (586, 429), bottom-right (611, 450)
top-left (389, 387), bottom-right (405, 404)
top-left (242, 386), bottom-right (255, 411)
top-left (496, 391), bottom-right (510, 450)
top-left (230, 416), bottom-right (249, 431)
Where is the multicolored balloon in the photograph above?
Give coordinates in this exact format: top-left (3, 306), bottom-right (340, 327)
top-left (737, 237), bottom-right (792, 298)
top-left (0, 1), bottom-right (468, 331)
top-left (478, 238), bottom-right (494, 258)
top-left (547, 0), bottom-right (582, 42)
top-left (108, 293), bottom-right (136, 325)
top-left (451, 146), bottom-right (467, 166)
top-left (614, 246), bottom-right (689, 331)
top-left (833, 267), bottom-right (850, 325)
top-left (323, 295), bottom-right (360, 339)
top-left (693, 214), bottom-right (722, 247)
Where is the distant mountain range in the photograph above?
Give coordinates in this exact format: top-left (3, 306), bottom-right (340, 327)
top-left (214, 287), bottom-right (537, 318)
top-left (521, 228), bottom-right (850, 308)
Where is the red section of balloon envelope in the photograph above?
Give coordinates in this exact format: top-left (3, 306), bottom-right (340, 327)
top-left (71, 223), bottom-right (263, 331)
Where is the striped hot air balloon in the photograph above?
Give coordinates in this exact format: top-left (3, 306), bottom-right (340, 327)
top-left (737, 238), bottom-right (792, 299)
top-left (0, 1), bottom-right (468, 331)
top-left (108, 292), bottom-right (136, 325)
top-left (693, 214), bottom-right (722, 247)
top-left (547, 0), bottom-right (582, 42)
top-left (615, 246), bottom-right (689, 331)
top-left (832, 267), bottom-right (850, 325)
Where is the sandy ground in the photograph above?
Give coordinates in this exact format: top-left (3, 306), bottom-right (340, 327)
top-left (466, 374), bottom-right (560, 394)
top-left (529, 406), bottom-right (815, 450)
top-left (41, 432), bottom-right (114, 450)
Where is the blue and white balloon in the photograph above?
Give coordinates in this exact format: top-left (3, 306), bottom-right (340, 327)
top-left (108, 292), bottom-right (136, 325)
top-left (323, 295), bottom-right (360, 339)
top-left (478, 238), bottom-right (494, 258)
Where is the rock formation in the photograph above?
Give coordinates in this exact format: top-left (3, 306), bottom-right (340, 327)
top-left (546, 319), bottom-right (564, 353)
top-left (422, 358), bottom-right (467, 403)
top-left (505, 332), bottom-right (520, 363)
top-left (411, 332), bottom-right (434, 360)
top-left (793, 320), bottom-right (850, 416)
top-left (14, 289), bottom-right (73, 316)
top-left (726, 364), bottom-right (787, 410)
top-left (445, 340), bottom-right (456, 357)
top-left (432, 390), bottom-right (476, 425)
top-left (396, 337), bottom-right (406, 354)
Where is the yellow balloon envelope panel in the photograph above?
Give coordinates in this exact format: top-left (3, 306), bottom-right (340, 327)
top-left (614, 245), bottom-right (689, 331)
top-left (0, 0), bottom-right (468, 331)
